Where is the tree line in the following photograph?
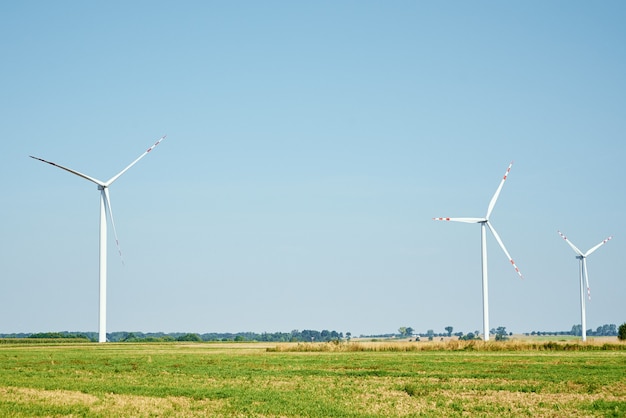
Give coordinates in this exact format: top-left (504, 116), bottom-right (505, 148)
top-left (0, 329), bottom-right (345, 343)
top-left (395, 326), bottom-right (509, 341)
top-left (527, 324), bottom-right (619, 337)
top-left (394, 324), bottom-right (622, 341)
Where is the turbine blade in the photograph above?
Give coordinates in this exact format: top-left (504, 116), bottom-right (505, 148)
top-left (486, 222), bottom-right (523, 279)
top-left (584, 235), bottom-right (612, 257)
top-left (102, 188), bottom-right (124, 265)
top-left (486, 161), bottom-right (513, 219)
top-left (582, 258), bottom-right (591, 300)
top-left (105, 135), bottom-right (167, 186)
top-left (432, 217), bottom-right (485, 223)
top-left (29, 156), bottom-right (105, 186)
top-left (557, 230), bottom-right (585, 257)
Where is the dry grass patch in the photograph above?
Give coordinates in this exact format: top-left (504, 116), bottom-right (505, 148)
top-left (269, 339), bottom-right (626, 353)
top-left (0, 386), bottom-right (226, 417)
top-left (430, 386), bottom-right (625, 416)
top-left (0, 386), bottom-right (99, 406)
top-left (392, 376), bottom-right (626, 416)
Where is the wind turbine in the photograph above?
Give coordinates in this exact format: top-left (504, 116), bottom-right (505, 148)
top-left (434, 162), bottom-right (523, 341)
top-left (557, 230), bottom-right (612, 342)
top-left (30, 135), bottom-right (167, 343)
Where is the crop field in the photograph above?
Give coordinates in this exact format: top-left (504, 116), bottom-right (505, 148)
top-left (0, 340), bottom-right (625, 417)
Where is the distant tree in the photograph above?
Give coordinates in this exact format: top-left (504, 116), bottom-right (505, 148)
top-left (494, 327), bottom-right (508, 341)
top-left (618, 323), bottom-right (626, 341)
top-left (445, 326), bottom-right (453, 337)
top-left (177, 333), bottom-right (202, 342)
top-left (301, 330), bottom-right (321, 342)
top-left (398, 327), bottom-right (414, 338)
top-left (494, 326), bottom-right (508, 341)
top-left (460, 332), bottom-right (479, 341)
top-left (426, 329), bottom-right (434, 341)
top-left (595, 324), bottom-right (618, 336)
top-left (346, 332), bottom-right (352, 341)
top-left (571, 324), bottom-right (582, 336)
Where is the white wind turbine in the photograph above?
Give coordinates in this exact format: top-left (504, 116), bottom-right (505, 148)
top-left (434, 162), bottom-right (523, 341)
top-left (557, 230), bottom-right (612, 342)
top-left (30, 135), bottom-right (167, 343)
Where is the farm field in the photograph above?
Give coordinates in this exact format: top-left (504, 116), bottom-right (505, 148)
top-left (0, 340), bottom-right (625, 417)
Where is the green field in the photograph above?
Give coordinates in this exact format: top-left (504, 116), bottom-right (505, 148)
top-left (0, 340), bottom-right (625, 417)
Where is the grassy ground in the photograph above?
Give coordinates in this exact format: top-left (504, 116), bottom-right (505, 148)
top-left (0, 340), bottom-right (624, 417)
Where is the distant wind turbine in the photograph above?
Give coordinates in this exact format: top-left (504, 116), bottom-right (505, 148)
top-left (30, 135), bottom-right (167, 343)
top-left (557, 230), bottom-right (612, 342)
top-left (434, 162), bottom-right (523, 342)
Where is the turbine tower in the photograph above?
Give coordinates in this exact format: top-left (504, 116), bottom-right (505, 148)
top-left (434, 162), bottom-right (523, 341)
top-left (557, 231), bottom-right (612, 342)
top-left (30, 135), bottom-right (167, 343)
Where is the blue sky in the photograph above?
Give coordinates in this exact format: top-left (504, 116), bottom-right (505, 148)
top-left (2, 1), bottom-right (624, 337)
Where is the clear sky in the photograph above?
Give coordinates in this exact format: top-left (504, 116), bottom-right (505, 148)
top-left (2, 1), bottom-right (624, 337)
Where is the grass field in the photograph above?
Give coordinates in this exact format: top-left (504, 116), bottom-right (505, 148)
top-left (0, 340), bottom-right (625, 417)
